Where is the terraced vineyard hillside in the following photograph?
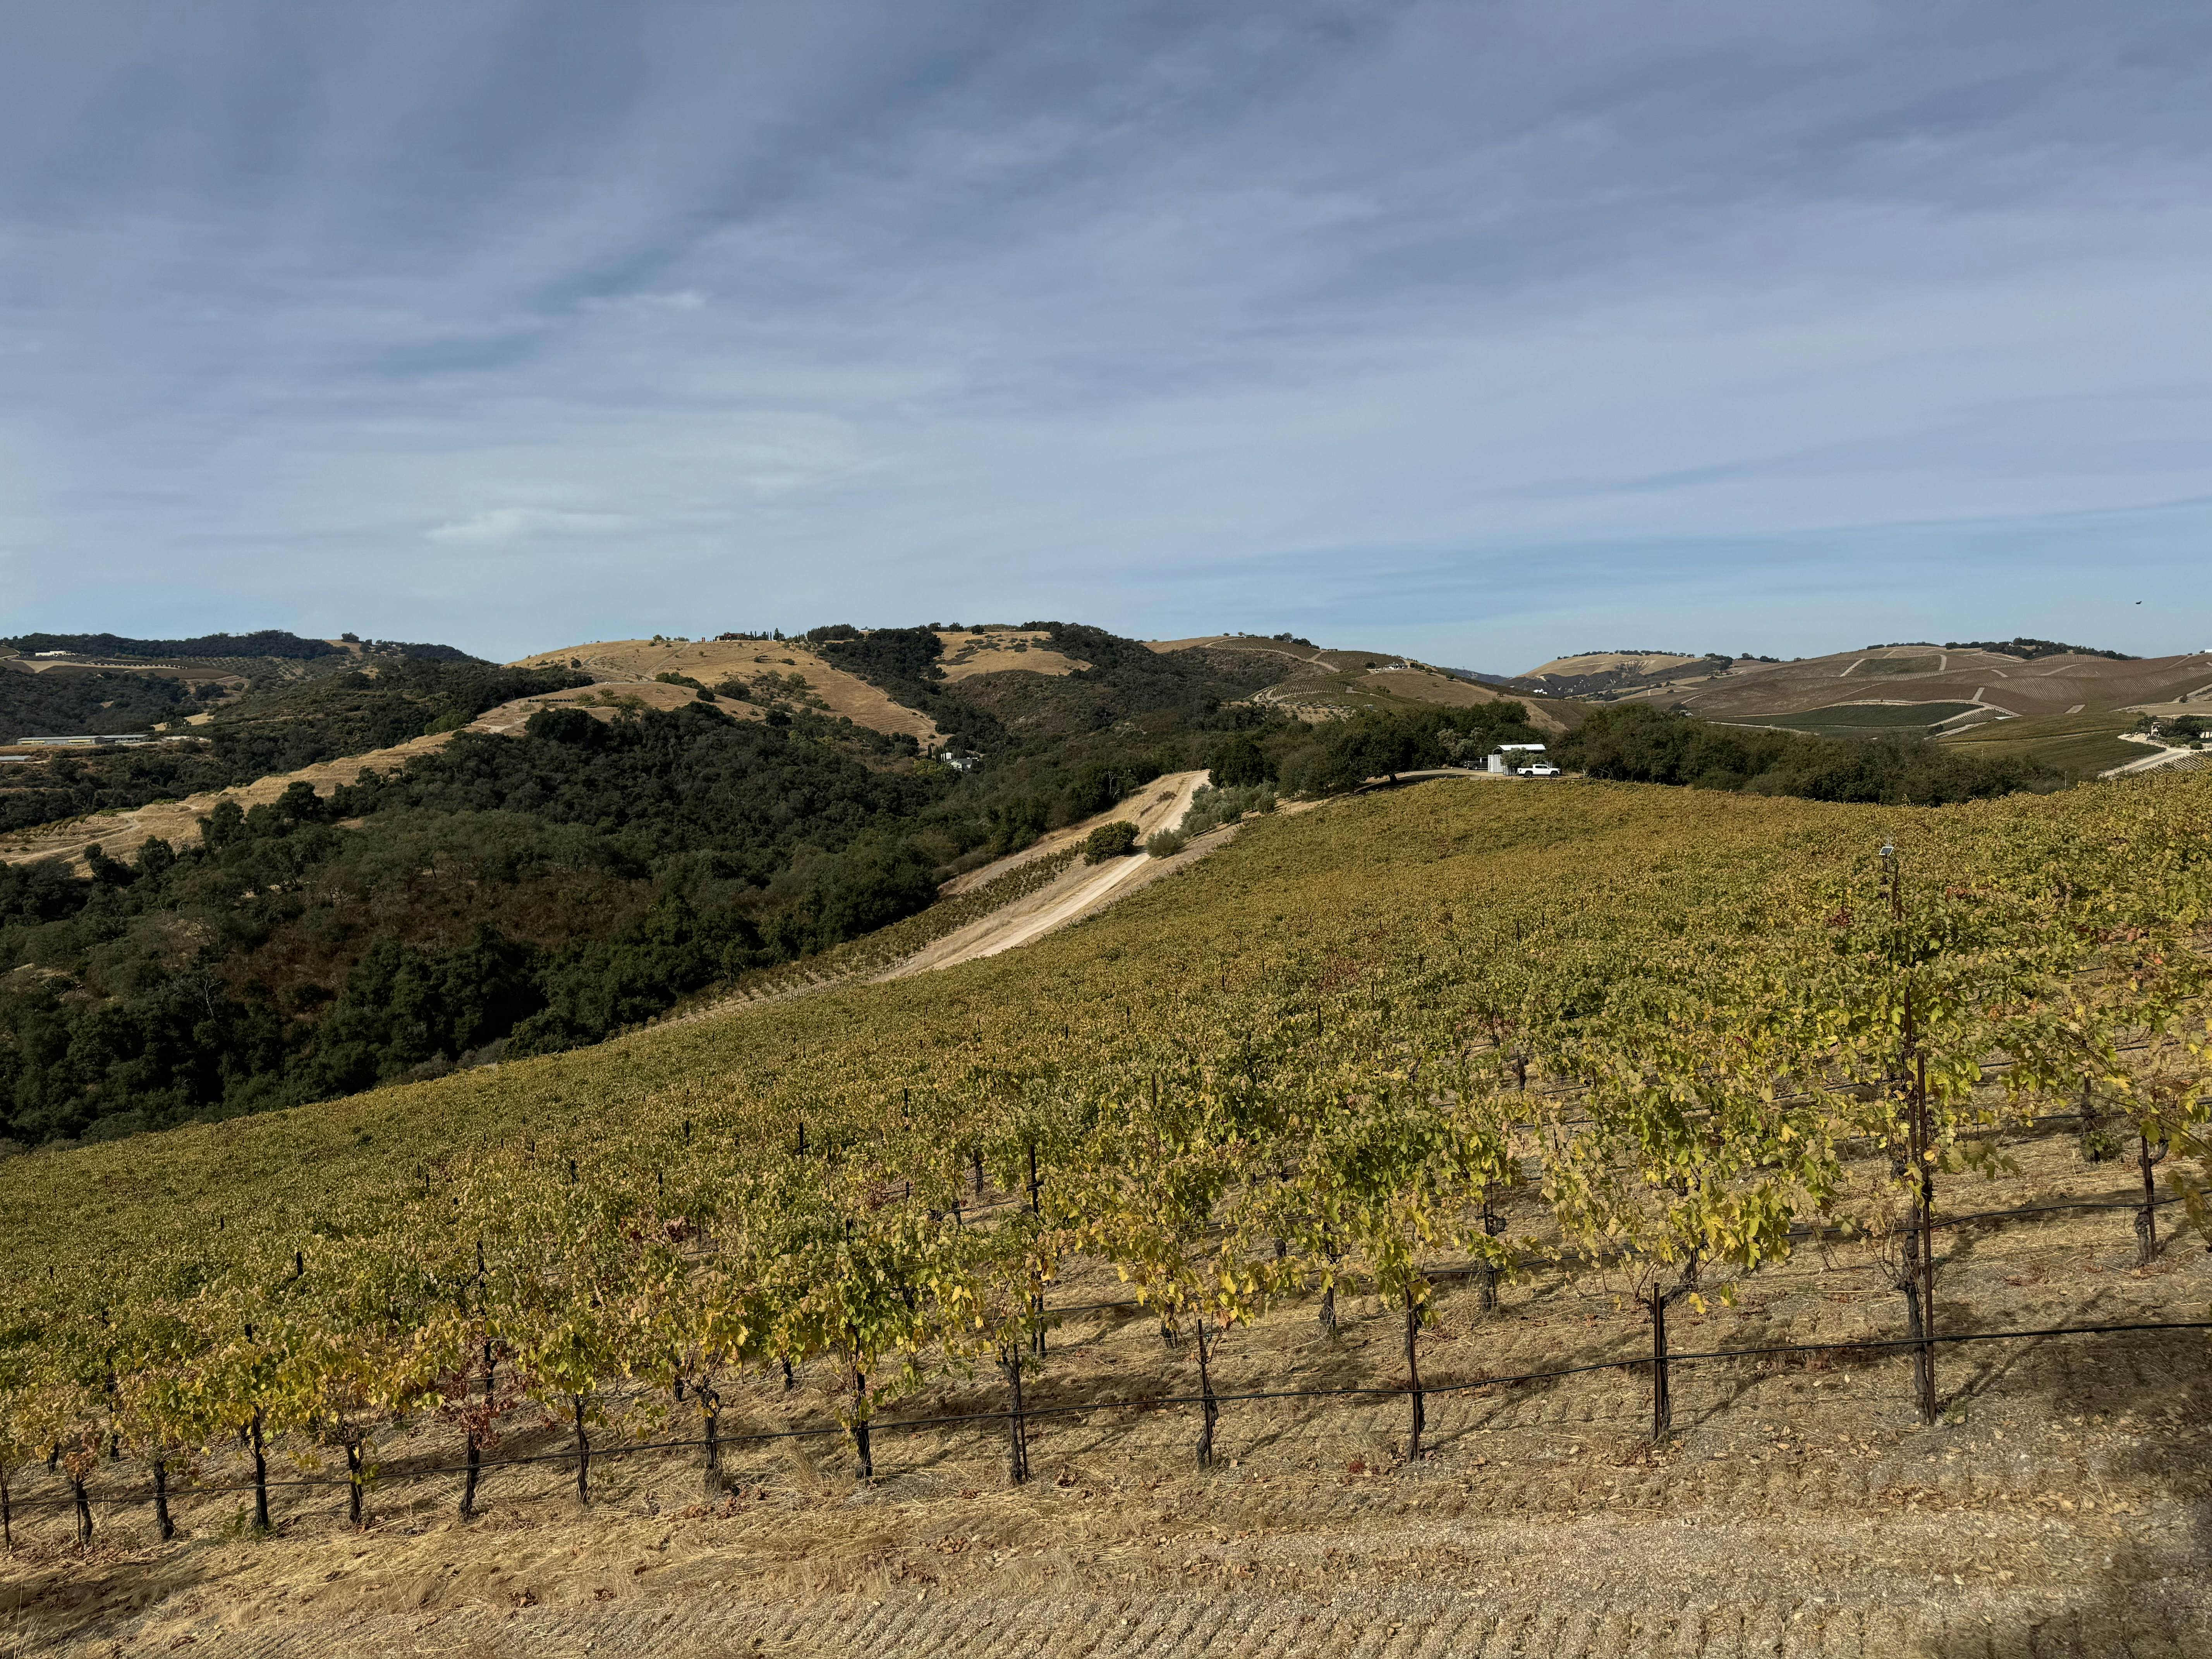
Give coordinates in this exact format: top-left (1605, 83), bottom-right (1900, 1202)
top-left (4, 770), bottom-right (2209, 1657)
top-left (1148, 635), bottom-right (1569, 732)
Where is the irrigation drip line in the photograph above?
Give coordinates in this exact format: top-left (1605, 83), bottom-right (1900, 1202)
top-left (1933, 1194), bottom-right (2184, 1230)
top-left (15, 1314), bottom-right (2208, 1518)
top-left (1032, 1185), bottom-right (2190, 1321)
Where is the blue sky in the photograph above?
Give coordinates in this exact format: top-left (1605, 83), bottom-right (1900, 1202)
top-left (3, 1), bottom-right (2209, 671)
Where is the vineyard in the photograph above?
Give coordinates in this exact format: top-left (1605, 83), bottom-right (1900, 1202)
top-left (3, 773), bottom-right (2210, 1655)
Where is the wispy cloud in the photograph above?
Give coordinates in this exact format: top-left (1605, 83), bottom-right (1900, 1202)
top-left (2, 2), bottom-right (2208, 662)
top-left (579, 290), bottom-right (707, 315)
top-left (425, 508), bottom-right (630, 544)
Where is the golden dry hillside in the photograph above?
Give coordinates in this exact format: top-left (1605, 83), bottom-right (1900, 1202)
top-left (1149, 637), bottom-right (1567, 732)
top-left (934, 630), bottom-right (1091, 681)
top-left (1524, 651), bottom-right (1706, 678)
top-left (509, 638), bottom-right (941, 743)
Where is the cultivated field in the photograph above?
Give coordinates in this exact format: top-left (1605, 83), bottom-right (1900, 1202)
top-left (5, 774), bottom-right (2207, 1657)
top-left (7, 1125), bottom-right (2207, 1658)
top-left (1938, 712), bottom-right (2150, 781)
top-left (1655, 647), bottom-right (2212, 725)
top-left (1524, 651), bottom-right (1705, 678)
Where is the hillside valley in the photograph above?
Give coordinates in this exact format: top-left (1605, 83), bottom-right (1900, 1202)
top-left (0, 619), bottom-right (2198, 1154)
top-left (0, 622), bottom-right (1548, 1148)
top-left (1501, 640), bottom-right (2212, 780)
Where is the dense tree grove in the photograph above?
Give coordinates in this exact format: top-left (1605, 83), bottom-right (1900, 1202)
top-left (2, 629), bottom-right (350, 660)
top-left (0, 703), bottom-right (963, 1144)
top-left (0, 667), bottom-right (195, 741)
top-left (0, 660), bottom-right (589, 832)
top-left (1553, 703), bottom-right (2058, 803)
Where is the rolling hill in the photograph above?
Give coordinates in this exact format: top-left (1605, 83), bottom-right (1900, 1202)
top-left (1147, 634), bottom-right (1572, 732)
top-left (1649, 643), bottom-right (2212, 723)
top-left (1532, 641), bottom-right (2212, 778)
top-left (0, 620), bottom-right (1550, 1149)
top-left (11, 611), bottom-right (2188, 1156)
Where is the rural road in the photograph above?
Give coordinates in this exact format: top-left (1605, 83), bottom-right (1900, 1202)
top-left (891, 771), bottom-right (1209, 975)
top-left (2103, 734), bottom-right (2203, 778)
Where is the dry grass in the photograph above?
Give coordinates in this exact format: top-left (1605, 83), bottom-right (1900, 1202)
top-left (508, 639), bottom-right (940, 743)
top-left (1524, 653), bottom-right (1706, 678)
top-left (10, 1124), bottom-right (2207, 1658)
top-left (0, 731), bottom-right (460, 872)
top-left (934, 631), bottom-right (1090, 682)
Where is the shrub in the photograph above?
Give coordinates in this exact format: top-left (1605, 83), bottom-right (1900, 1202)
top-left (1176, 783), bottom-right (1276, 839)
top-left (1145, 828), bottom-right (1187, 858)
top-left (1554, 703), bottom-right (2056, 804)
top-left (1081, 821), bottom-right (1140, 862)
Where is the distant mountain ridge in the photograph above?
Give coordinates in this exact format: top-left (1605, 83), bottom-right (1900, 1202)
top-left (2, 630), bottom-right (476, 663)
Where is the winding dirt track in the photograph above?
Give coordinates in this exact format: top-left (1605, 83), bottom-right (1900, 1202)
top-left (892, 772), bottom-right (1207, 976)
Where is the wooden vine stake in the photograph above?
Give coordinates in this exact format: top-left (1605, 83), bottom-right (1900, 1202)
top-left (1402, 1289), bottom-right (1425, 1462)
top-left (152, 1455), bottom-right (174, 1543)
top-left (344, 1434), bottom-right (367, 1528)
top-left (249, 1408), bottom-right (271, 1534)
top-left (850, 1362), bottom-right (873, 1480)
top-left (571, 1396), bottom-right (591, 1505)
top-left (2137, 1130), bottom-right (2167, 1266)
top-left (1001, 1348), bottom-right (1029, 1486)
top-left (1645, 1251), bottom-right (1701, 1442)
top-left (1194, 1318), bottom-right (1219, 1470)
top-left (700, 1386), bottom-right (722, 1496)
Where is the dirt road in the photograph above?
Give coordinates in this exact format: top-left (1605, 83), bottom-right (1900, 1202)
top-left (893, 772), bottom-right (1207, 975)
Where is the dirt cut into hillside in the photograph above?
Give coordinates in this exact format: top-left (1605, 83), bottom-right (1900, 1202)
top-left (894, 771), bottom-right (1209, 974)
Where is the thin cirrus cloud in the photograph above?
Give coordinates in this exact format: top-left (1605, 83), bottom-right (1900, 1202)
top-left (426, 508), bottom-right (631, 545)
top-left (0, 0), bottom-right (2208, 666)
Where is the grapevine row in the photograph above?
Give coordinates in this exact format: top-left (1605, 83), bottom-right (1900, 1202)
top-left (2, 773), bottom-right (2207, 1547)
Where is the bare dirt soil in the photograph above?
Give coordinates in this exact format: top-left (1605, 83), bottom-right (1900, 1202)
top-left (8, 1128), bottom-right (2207, 1658)
top-left (894, 773), bottom-right (1208, 974)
